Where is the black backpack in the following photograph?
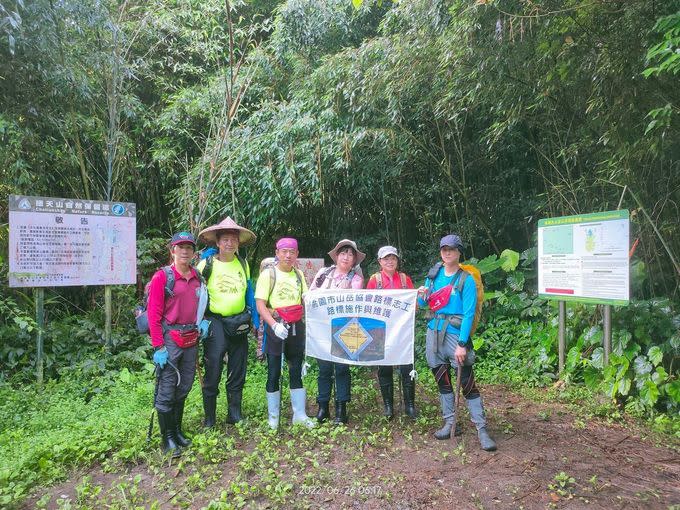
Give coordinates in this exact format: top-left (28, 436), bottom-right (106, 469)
top-left (135, 266), bottom-right (176, 334)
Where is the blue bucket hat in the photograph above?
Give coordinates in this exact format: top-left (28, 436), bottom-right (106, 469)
top-left (439, 234), bottom-right (464, 253)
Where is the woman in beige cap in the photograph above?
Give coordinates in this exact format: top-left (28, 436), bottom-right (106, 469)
top-left (196, 217), bottom-right (257, 428)
top-left (309, 239), bottom-right (365, 424)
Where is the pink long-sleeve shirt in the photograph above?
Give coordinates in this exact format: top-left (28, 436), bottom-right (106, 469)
top-left (147, 265), bottom-right (201, 347)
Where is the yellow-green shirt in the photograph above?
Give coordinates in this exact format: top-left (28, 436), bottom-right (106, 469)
top-left (255, 267), bottom-right (308, 309)
top-left (196, 256), bottom-right (250, 316)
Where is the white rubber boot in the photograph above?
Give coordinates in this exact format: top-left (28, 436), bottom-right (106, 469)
top-left (266, 391), bottom-right (280, 430)
top-left (290, 388), bottom-right (315, 428)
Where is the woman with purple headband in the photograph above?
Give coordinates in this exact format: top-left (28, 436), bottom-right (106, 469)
top-left (255, 238), bottom-right (314, 429)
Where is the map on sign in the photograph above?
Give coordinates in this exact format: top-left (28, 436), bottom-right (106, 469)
top-left (537, 210), bottom-right (629, 305)
top-left (8, 195), bottom-right (137, 288)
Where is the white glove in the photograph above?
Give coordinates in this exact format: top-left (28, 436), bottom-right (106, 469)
top-left (273, 322), bottom-right (289, 340)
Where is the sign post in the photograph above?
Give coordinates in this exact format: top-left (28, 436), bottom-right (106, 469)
top-left (8, 195), bottom-right (137, 380)
top-left (538, 210), bottom-right (630, 373)
top-left (35, 287), bottom-right (45, 384)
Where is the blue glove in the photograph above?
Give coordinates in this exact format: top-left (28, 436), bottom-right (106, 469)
top-left (153, 346), bottom-right (168, 368)
top-left (199, 319), bottom-right (211, 340)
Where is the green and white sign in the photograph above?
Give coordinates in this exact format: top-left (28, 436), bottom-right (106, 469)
top-left (537, 210), bottom-right (629, 305)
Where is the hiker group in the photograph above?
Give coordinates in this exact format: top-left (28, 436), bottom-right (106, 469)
top-left (143, 216), bottom-right (497, 459)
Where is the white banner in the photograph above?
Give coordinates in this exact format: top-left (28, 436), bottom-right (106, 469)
top-left (304, 289), bottom-right (417, 366)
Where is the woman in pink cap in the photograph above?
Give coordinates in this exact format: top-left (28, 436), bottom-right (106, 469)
top-left (309, 239), bottom-right (365, 425)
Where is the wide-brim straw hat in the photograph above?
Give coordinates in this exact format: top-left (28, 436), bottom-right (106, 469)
top-left (198, 216), bottom-right (256, 246)
top-left (328, 239), bottom-right (366, 265)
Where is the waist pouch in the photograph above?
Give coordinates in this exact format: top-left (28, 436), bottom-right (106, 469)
top-left (220, 310), bottom-right (252, 337)
top-left (275, 304), bottom-right (304, 324)
top-left (165, 324), bottom-right (199, 348)
top-left (428, 285), bottom-right (453, 312)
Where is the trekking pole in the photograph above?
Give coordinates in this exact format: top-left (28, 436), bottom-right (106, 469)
top-left (196, 353), bottom-right (204, 389)
top-left (278, 320), bottom-right (287, 432)
top-left (147, 364), bottom-right (160, 443)
top-left (451, 363), bottom-right (463, 444)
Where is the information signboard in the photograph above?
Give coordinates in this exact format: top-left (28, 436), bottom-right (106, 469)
top-left (538, 210), bottom-right (629, 305)
top-left (8, 195), bottom-right (136, 288)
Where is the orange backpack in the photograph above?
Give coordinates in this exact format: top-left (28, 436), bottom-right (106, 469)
top-left (426, 263), bottom-right (484, 335)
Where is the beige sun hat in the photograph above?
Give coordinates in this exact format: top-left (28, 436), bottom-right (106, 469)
top-left (198, 216), bottom-right (256, 246)
top-left (328, 239), bottom-right (366, 264)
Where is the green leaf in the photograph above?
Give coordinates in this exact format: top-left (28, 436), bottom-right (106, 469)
top-left (119, 368), bottom-right (131, 383)
top-left (617, 377), bottom-right (631, 396)
top-left (476, 255), bottom-right (503, 275)
top-left (584, 366), bottom-right (601, 390)
top-left (499, 249), bottom-right (520, 272)
top-left (472, 337), bottom-right (485, 350)
top-left (505, 271), bottom-right (525, 291)
top-left (664, 380), bottom-right (680, 403)
top-left (612, 331), bottom-right (632, 356)
top-left (590, 347), bottom-right (604, 369)
top-left (651, 367), bottom-right (667, 385)
top-left (640, 380), bottom-right (660, 406)
top-left (633, 355), bottom-right (653, 376)
top-left (351, 0), bottom-right (363, 9)
top-left (647, 346), bottom-right (663, 366)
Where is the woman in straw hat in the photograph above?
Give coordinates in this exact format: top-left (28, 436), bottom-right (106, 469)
top-left (197, 217), bottom-right (258, 427)
top-left (309, 239), bottom-right (365, 425)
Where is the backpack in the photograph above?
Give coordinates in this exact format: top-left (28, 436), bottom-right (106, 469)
top-left (425, 262), bottom-right (484, 336)
top-left (264, 262), bottom-right (305, 306)
top-left (314, 265), bottom-right (357, 289)
top-left (135, 266), bottom-right (176, 334)
top-left (372, 271), bottom-right (408, 289)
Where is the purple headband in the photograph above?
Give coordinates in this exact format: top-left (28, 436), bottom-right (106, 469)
top-left (276, 237), bottom-right (298, 250)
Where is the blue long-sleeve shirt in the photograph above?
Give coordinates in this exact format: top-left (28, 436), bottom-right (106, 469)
top-left (418, 267), bottom-right (477, 344)
top-left (246, 279), bottom-right (260, 329)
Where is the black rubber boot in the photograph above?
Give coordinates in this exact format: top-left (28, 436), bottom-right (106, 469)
top-left (333, 401), bottom-right (348, 425)
top-left (379, 384), bottom-right (394, 420)
top-left (402, 377), bottom-right (418, 419)
top-left (203, 395), bottom-right (216, 429)
top-left (226, 391), bottom-right (243, 424)
top-left (157, 410), bottom-right (181, 458)
top-left (316, 401), bottom-right (330, 423)
top-left (174, 399), bottom-right (191, 448)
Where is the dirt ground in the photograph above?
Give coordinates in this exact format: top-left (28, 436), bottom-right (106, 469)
top-left (28, 385), bottom-right (680, 509)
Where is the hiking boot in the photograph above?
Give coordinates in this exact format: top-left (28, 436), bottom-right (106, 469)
top-left (402, 376), bottom-right (418, 419)
top-left (226, 390), bottom-right (243, 424)
top-left (434, 393), bottom-right (462, 440)
top-left (379, 384), bottom-right (394, 420)
top-left (477, 427), bottom-right (497, 451)
top-left (291, 388), bottom-right (315, 428)
top-left (316, 401), bottom-right (330, 423)
top-left (467, 396), bottom-right (497, 451)
top-left (266, 391), bottom-right (280, 430)
top-left (333, 401), bottom-right (348, 425)
top-left (157, 410), bottom-right (181, 458)
top-left (202, 395), bottom-right (216, 429)
top-left (174, 399), bottom-right (191, 448)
